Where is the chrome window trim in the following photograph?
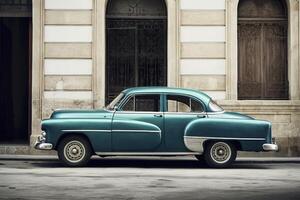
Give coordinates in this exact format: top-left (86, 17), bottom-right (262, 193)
top-left (163, 111), bottom-right (206, 115)
top-left (164, 93), bottom-right (206, 113)
top-left (118, 93), bottom-right (162, 112)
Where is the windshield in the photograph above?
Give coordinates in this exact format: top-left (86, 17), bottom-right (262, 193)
top-left (209, 100), bottom-right (224, 112)
top-left (105, 93), bottom-right (125, 110)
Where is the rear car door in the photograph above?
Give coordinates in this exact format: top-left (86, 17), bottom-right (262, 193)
top-left (111, 94), bottom-right (164, 152)
top-left (164, 94), bottom-right (206, 152)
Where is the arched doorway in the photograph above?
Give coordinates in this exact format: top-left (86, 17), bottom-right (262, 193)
top-left (238, 0), bottom-right (288, 100)
top-left (105, 0), bottom-right (167, 104)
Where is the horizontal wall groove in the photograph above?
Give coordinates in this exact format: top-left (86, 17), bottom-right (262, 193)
top-left (180, 0), bottom-right (225, 10)
top-left (45, 9), bottom-right (93, 11)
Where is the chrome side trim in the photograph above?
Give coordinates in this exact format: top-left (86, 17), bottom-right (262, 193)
top-left (62, 130), bottom-right (111, 133)
top-left (62, 129), bottom-right (161, 133)
top-left (95, 152), bottom-right (198, 156)
top-left (184, 136), bottom-right (265, 141)
top-left (112, 130), bottom-right (161, 133)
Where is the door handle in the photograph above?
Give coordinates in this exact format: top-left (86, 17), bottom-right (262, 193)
top-left (197, 115), bottom-right (206, 118)
top-left (154, 114), bottom-right (163, 117)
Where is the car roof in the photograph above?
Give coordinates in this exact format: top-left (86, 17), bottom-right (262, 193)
top-left (122, 87), bottom-right (212, 105)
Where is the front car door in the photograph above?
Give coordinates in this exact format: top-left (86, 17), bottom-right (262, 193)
top-left (111, 93), bottom-right (164, 152)
top-left (164, 94), bottom-right (206, 152)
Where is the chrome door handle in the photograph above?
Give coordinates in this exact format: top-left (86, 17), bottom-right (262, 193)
top-left (154, 114), bottom-right (162, 117)
top-left (197, 115), bottom-right (206, 118)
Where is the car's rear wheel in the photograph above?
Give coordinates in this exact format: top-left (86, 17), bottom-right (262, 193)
top-left (204, 141), bottom-right (236, 168)
top-left (57, 135), bottom-right (92, 167)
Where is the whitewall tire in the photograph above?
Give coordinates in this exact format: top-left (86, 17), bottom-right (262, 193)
top-left (204, 141), bottom-right (237, 168)
top-left (58, 135), bottom-right (92, 167)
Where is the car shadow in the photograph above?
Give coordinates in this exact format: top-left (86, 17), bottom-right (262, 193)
top-left (31, 157), bottom-right (270, 169)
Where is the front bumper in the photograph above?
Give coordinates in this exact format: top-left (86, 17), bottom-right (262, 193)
top-left (34, 135), bottom-right (53, 150)
top-left (263, 138), bottom-right (278, 151)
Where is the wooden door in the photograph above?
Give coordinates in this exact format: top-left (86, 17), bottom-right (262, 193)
top-left (238, 0), bottom-right (288, 100)
top-left (105, 0), bottom-right (167, 105)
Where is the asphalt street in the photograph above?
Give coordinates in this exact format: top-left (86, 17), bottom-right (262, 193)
top-left (0, 156), bottom-right (299, 200)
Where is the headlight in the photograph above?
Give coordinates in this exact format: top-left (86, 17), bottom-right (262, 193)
top-left (41, 131), bottom-right (46, 137)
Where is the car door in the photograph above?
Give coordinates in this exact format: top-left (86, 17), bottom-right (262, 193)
top-left (164, 94), bottom-right (206, 152)
top-left (111, 93), bottom-right (164, 152)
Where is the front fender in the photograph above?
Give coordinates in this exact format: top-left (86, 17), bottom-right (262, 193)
top-left (41, 118), bottom-right (112, 151)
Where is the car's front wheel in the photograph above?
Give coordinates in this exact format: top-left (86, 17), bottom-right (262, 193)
top-left (57, 135), bottom-right (92, 167)
top-left (204, 141), bottom-right (237, 168)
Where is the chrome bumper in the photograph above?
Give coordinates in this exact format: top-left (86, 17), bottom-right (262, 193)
top-left (34, 135), bottom-right (53, 150)
top-left (263, 143), bottom-right (278, 151)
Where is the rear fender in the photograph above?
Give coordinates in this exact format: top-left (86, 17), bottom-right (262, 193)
top-left (184, 118), bottom-right (271, 152)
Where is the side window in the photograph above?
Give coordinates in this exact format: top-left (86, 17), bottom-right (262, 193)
top-left (167, 95), bottom-right (204, 113)
top-left (121, 94), bottom-right (160, 112)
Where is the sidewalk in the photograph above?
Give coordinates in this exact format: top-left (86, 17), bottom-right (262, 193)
top-left (0, 154), bottom-right (299, 163)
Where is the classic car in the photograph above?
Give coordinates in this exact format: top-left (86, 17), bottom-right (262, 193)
top-left (35, 87), bottom-right (278, 167)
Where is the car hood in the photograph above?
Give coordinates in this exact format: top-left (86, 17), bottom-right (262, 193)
top-left (50, 109), bottom-right (113, 119)
top-left (209, 112), bottom-right (254, 120)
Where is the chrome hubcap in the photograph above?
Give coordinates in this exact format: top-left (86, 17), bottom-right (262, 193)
top-left (64, 141), bottom-right (85, 163)
top-left (72, 148), bottom-right (78, 154)
top-left (210, 142), bottom-right (231, 164)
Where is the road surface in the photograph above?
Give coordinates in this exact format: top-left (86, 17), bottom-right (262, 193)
top-left (0, 156), bottom-right (299, 200)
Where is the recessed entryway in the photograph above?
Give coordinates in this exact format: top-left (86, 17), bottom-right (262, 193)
top-left (0, 1), bottom-right (32, 144)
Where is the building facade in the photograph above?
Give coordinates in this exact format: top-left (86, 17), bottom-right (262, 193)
top-left (0, 0), bottom-right (299, 156)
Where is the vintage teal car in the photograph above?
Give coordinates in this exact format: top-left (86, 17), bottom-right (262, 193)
top-left (35, 87), bottom-right (278, 167)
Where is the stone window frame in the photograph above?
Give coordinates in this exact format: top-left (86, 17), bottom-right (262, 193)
top-left (93, 0), bottom-right (180, 108)
top-left (226, 0), bottom-right (300, 101)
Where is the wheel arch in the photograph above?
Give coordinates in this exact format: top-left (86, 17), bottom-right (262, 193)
top-left (55, 132), bottom-right (95, 154)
